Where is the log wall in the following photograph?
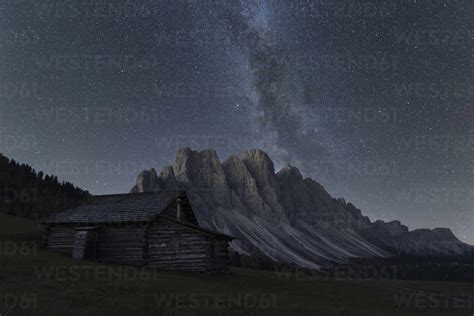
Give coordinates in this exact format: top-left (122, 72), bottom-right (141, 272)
top-left (44, 226), bottom-right (75, 255)
top-left (208, 238), bottom-right (231, 273)
top-left (44, 217), bottom-right (230, 273)
top-left (147, 219), bottom-right (229, 272)
top-left (94, 225), bottom-right (146, 265)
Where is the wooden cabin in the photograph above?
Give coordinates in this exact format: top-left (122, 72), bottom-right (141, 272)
top-left (42, 190), bottom-right (234, 273)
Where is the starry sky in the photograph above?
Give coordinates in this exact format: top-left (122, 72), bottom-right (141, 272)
top-left (1, 1), bottom-right (472, 242)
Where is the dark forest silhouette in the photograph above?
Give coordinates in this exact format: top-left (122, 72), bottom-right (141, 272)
top-left (0, 153), bottom-right (89, 221)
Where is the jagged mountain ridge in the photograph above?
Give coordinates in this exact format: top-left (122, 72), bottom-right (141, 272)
top-left (131, 148), bottom-right (471, 269)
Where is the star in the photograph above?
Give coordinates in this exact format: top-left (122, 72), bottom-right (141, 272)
top-left (0, 0), bottom-right (471, 243)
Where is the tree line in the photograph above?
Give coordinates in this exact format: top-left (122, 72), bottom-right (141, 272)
top-left (0, 153), bottom-right (89, 221)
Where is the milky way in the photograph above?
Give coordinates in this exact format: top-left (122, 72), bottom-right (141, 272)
top-left (201, 0), bottom-right (333, 166)
top-left (0, 0), bottom-right (472, 242)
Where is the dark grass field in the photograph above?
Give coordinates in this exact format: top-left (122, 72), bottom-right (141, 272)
top-left (1, 214), bottom-right (473, 316)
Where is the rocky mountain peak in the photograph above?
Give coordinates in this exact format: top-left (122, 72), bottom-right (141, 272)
top-left (240, 149), bottom-right (275, 176)
top-left (432, 228), bottom-right (457, 239)
top-left (373, 220), bottom-right (409, 237)
top-left (159, 166), bottom-right (178, 189)
top-left (409, 227), bottom-right (458, 241)
top-left (239, 149), bottom-right (286, 220)
top-left (130, 148), bottom-right (472, 267)
top-left (131, 168), bottom-right (158, 193)
top-left (172, 147), bottom-right (226, 187)
top-left (277, 164), bottom-right (304, 181)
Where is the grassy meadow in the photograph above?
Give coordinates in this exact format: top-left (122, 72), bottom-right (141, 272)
top-left (0, 213), bottom-right (473, 316)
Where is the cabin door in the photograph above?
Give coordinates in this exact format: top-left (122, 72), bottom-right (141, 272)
top-left (72, 228), bottom-right (98, 260)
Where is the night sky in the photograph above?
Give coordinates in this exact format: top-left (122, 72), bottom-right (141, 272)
top-left (1, 1), bottom-right (472, 242)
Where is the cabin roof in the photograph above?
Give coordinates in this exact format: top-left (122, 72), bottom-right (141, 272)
top-left (45, 190), bottom-right (186, 224)
top-left (44, 190), bottom-right (235, 240)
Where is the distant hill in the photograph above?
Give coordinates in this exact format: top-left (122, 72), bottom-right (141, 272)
top-left (0, 153), bottom-right (89, 221)
top-left (131, 148), bottom-right (473, 269)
